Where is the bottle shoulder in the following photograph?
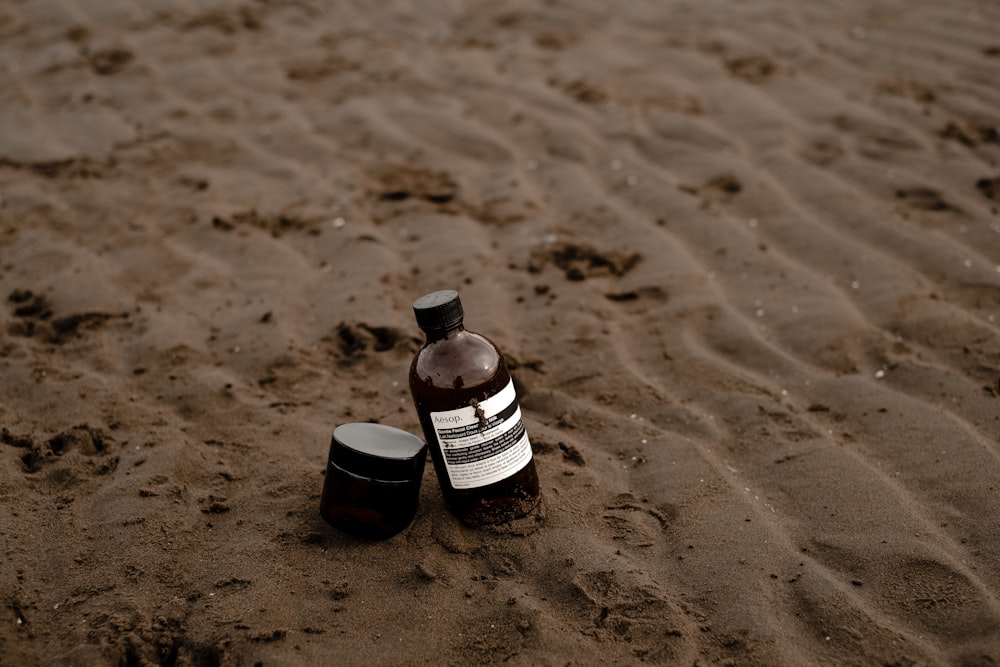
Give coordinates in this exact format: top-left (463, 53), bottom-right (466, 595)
top-left (409, 329), bottom-right (505, 392)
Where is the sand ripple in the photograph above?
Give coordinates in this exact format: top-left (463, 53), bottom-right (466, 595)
top-left (2, 0), bottom-right (999, 664)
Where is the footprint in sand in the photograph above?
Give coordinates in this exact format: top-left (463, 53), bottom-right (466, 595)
top-left (210, 210), bottom-right (321, 237)
top-left (570, 569), bottom-right (695, 661)
top-left (724, 55), bottom-right (780, 84)
top-left (529, 242), bottom-right (640, 282)
top-left (601, 492), bottom-right (674, 550)
top-left (895, 186), bottom-right (961, 213)
top-left (326, 322), bottom-right (417, 366)
top-left (975, 176), bottom-right (999, 201)
top-left (3, 425), bottom-right (119, 480)
top-left (6, 289), bottom-right (123, 344)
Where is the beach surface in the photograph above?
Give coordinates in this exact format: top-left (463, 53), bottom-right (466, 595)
top-left (2, 1), bottom-right (1000, 664)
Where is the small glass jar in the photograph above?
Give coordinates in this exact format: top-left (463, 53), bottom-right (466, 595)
top-left (320, 423), bottom-right (427, 539)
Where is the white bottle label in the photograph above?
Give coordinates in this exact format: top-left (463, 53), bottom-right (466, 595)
top-left (429, 380), bottom-right (533, 490)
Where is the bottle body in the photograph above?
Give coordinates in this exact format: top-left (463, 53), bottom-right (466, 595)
top-left (409, 327), bottom-right (540, 526)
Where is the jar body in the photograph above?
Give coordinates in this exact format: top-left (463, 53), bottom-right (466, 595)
top-left (409, 328), bottom-right (540, 526)
top-left (320, 462), bottom-right (423, 539)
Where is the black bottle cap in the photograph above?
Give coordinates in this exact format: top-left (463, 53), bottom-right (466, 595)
top-left (413, 290), bottom-right (464, 332)
top-left (329, 423), bottom-right (426, 482)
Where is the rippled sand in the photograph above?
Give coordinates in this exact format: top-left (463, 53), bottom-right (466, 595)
top-left (2, 1), bottom-right (999, 664)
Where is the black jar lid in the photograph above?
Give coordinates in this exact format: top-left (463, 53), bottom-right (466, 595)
top-left (329, 423), bottom-right (426, 482)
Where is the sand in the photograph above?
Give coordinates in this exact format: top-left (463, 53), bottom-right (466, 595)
top-left (2, 0), bottom-right (1000, 664)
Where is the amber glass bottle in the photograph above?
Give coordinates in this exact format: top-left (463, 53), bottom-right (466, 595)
top-left (409, 290), bottom-right (540, 527)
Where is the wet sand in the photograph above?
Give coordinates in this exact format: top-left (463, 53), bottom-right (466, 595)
top-left (2, 1), bottom-right (1000, 664)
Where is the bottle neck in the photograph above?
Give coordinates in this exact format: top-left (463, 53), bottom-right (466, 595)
top-left (422, 321), bottom-right (465, 343)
